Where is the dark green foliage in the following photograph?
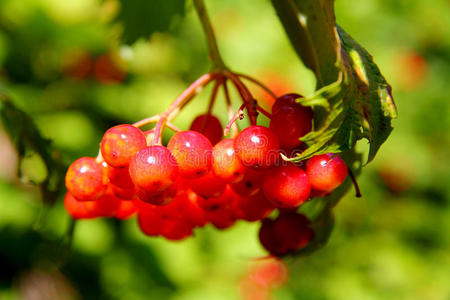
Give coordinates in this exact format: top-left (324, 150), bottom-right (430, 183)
top-left (116, 0), bottom-right (186, 44)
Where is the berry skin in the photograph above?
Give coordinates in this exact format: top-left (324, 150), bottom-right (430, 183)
top-left (161, 218), bottom-right (194, 241)
top-left (177, 190), bottom-right (207, 227)
top-left (263, 163), bottom-right (311, 208)
top-left (115, 199), bottom-right (137, 220)
top-left (64, 192), bottom-right (96, 219)
top-left (105, 165), bottom-right (134, 188)
top-left (91, 188), bottom-right (121, 217)
top-left (234, 126), bottom-right (280, 169)
top-left (190, 114), bottom-right (223, 145)
top-left (129, 145), bottom-right (178, 194)
top-left (271, 93), bottom-right (302, 114)
top-left (135, 181), bottom-right (178, 205)
top-left (65, 157), bottom-right (106, 201)
top-left (258, 218), bottom-right (283, 255)
top-left (306, 153), bottom-right (347, 193)
top-left (269, 104), bottom-right (313, 149)
top-left (167, 130), bottom-right (213, 179)
top-left (137, 210), bottom-right (164, 236)
top-left (189, 171), bottom-right (226, 198)
top-left (212, 138), bottom-right (246, 183)
top-left (237, 192), bottom-right (275, 222)
top-left (231, 169), bottom-right (264, 197)
top-left (272, 212), bottom-right (313, 252)
top-left (197, 184), bottom-right (236, 211)
top-left (101, 124), bottom-right (147, 168)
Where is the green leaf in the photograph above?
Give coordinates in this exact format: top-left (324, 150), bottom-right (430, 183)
top-left (271, 0), bottom-right (397, 164)
top-left (116, 0), bottom-right (186, 44)
top-left (0, 91), bottom-right (65, 205)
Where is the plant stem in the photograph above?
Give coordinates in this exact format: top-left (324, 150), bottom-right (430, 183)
top-left (193, 0), bottom-right (227, 70)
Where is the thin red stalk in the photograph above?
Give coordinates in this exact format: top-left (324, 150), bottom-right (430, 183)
top-left (257, 105), bottom-right (272, 118)
top-left (223, 80), bottom-right (239, 137)
top-left (152, 73), bottom-right (217, 145)
top-left (236, 73), bottom-right (277, 99)
top-left (226, 72), bottom-right (258, 125)
top-left (224, 103), bottom-right (246, 136)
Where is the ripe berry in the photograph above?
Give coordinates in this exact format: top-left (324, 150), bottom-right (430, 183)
top-left (234, 126), bottom-right (280, 169)
top-left (137, 210), bottom-right (164, 236)
top-left (258, 218), bottom-right (283, 255)
top-left (177, 190), bottom-right (207, 227)
top-left (273, 212), bottom-right (314, 252)
top-left (64, 192), bottom-right (96, 219)
top-left (204, 202), bottom-right (238, 230)
top-left (91, 188), bottom-right (121, 217)
top-left (65, 157), bottom-right (106, 201)
top-left (135, 181), bottom-right (178, 205)
top-left (101, 124), bottom-right (146, 168)
top-left (271, 93), bottom-right (302, 114)
top-left (237, 192), bottom-right (275, 222)
top-left (231, 169), bottom-right (264, 197)
top-left (212, 138), bottom-right (246, 183)
top-left (160, 218), bottom-right (194, 241)
top-left (306, 153), bottom-right (347, 192)
top-left (189, 171), bottom-right (226, 198)
top-left (269, 104), bottom-right (313, 149)
top-left (104, 165), bottom-right (134, 188)
top-left (263, 163), bottom-right (311, 208)
top-left (129, 145), bottom-right (178, 194)
top-left (190, 114), bottom-right (223, 145)
top-left (167, 131), bottom-right (213, 179)
top-left (197, 184), bottom-right (237, 211)
top-left (115, 199), bottom-right (137, 220)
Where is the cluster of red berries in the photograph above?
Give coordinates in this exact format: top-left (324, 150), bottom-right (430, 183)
top-left (64, 93), bottom-right (348, 256)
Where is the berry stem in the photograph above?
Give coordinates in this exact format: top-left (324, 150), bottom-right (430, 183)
top-left (224, 103), bottom-right (246, 136)
top-left (257, 105), bottom-right (272, 118)
top-left (223, 80), bottom-right (239, 137)
top-left (237, 73), bottom-right (278, 99)
top-left (152, 72), bottom-right (216, 145)
top-left (348, 168), bottom-right (362, 198)
top-left (193, 0), bottom-right (227, 71)
top-left (226, 71), bottom-right (258, 126)
top-left (206, 79), bottom-right (222, 116)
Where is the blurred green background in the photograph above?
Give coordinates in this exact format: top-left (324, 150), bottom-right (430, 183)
top-left (0, 0), bottom-right (449, 299)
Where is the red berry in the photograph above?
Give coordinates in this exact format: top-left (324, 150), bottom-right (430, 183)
top-left (101, 124), bottom-right (147, 168)
top-left (190, 114), bottom-right (223, 145)
top-left (231, 169), bottom-right (264, 197)
top-left (160, 218), bottom-right (193, 241)
top-left (115, 199), bottom-right (137, 220)
top-left (248, 258), bottom-right (288, 288)
top-left (234, 126), bottom-right (280, 169)
top-left (306, 153), bottom-right (347, 192)
top-left (263, 163), bottom-right (311, 208)
top-left (237, 192), bottom-right (275, 222)
top-left (105, 165), bottom-right (134, 188)
top-left (129, 145), bottom-right (178, 194)
top-left (135, 181), bottom-right (178, 205)
top-left (177, 190), bottom-right (207, 227)
top-left (212, 138), bottom-right (246, 183)
top-left (258, 218), bottom-right (283, 255)
top-left (204, 202), bottom-right (238, 230)
top-left (197, 184), bottom-right (236, 211)
top-left (269, 104), bottom-right (313, 149)
top-left (271, 93), bottom-right (302, 114)
top-left (167, 131), bottom-right (213, 179)
top-left (91, 188), bottom-right (121, 217)
top-left (273, 212), bottom-right (313, 252)
top-left (110, 184), bottom-right (136, 200)
top-left (137, 210), bottom-right (164, 237)
top-left (64, 192), bottom-right (96, 219)
top-left (189, 171), bottom-right (226, 198)
top-left (65, 157), bottom-right (106, 201)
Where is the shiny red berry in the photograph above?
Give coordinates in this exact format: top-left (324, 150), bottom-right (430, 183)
top-left (64, 192), bottom-right (96, 219)
top-left (231, 169), bottom-right (264, 197)
top-left (129, 145), bottom-right (178, 194)
top-left (237, 192), bottom-right (275, 222)
top-left (189, 171), bottom-right (226, 198)
top-left (101, 124), bottom-right (147, 167)
top-left (271, 93), bottom-right (302, 114)
top-left (269, 104), bottom-right (313, 149)
top-left (234, 126), bottom-right (280, 169)
top-left (263, 163), bottom-right (311, 208)
top-left (65, 157), bottom-right (106, 201)
top-left (306, 153), bottom-right (347, 192)
top-left (190, 114), bottom-right (223, 145)
top-left (167, 131), bottom-right (213, 179)
top-left (212, 138), bottom-right (247, 183)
